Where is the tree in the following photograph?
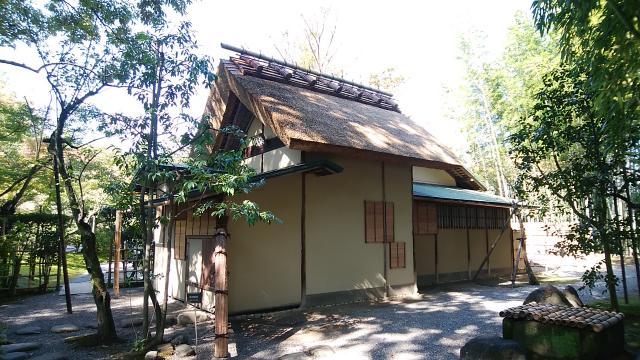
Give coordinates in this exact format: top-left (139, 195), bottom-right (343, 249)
top-left (509, 65), bottom-right (628, 310)
top-left (532, 0), bottom-right (640, 300)
top-left (452, 13), bottom-right (558, 198)
top-left (110, 17), bottom-right (212, 346)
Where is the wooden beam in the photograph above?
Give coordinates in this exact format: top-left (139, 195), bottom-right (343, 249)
top-left (114, 210), bottom-right (122, 297)
top-left (213, 229), bottom-right (229, 358)
top-left (472, 209), bottom-right (514, 282)
top-left (300, 163), bottom-right (307, 307)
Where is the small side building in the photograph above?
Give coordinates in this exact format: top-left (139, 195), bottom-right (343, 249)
top-left (152, 48), bottom-right (515, 315)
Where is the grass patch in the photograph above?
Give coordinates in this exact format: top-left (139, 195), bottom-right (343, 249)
top-left (14, 252), bottom-right (108, 289)
top-left (588, 297), bottom-right (640, 349)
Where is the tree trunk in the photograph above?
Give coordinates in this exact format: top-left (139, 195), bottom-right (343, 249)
top-left (53, 156), bottom-right (72, 313)
top-left (50, 129), bottom-right (117, 343)
top-left (596, 190), bottom-right (619, 311)
top-left (612, 196), bottom-right (628, 304)
top-left (157, 200), bottom-right (176, 345)
top-left (625, 185), bottom-right (640, 297)
top-left (8, 254), bottom-right (21, 297)
top-left (81, 225), bottom-right (118, 343)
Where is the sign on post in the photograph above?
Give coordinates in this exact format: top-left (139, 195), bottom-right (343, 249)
top-left (187, 292), bottom-right (202, 352)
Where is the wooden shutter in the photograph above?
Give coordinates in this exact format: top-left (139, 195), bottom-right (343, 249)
top-left (174, 220), bottom-right (186, 260)
top-left (413, 201), bottom-right (438, 235)
top-left (374, 201), bottom-right (384, 243)
top-left (389, 242), bottom-right (406, 269)
top-left (384, 202), bottom-right (394, 243)
top-left (426, 203), bottom-right (437, 233)
top-left (366, 201), bottom-right (395, 243)
top-left (200, 238), bottom-right (215, 289)
top-left (365, 201), bottom-right (376, 243)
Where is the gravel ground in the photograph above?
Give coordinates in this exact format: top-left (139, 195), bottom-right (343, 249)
top-left (221, 283), bottom-right (535, 359)
top-left (0, 287), bottom-right (207, 359)
top-left (0, 256), bottom-right (637, 360)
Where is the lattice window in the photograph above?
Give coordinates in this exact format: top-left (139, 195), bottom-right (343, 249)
top-left (425, 202), bottom-right (509, 230)
top-left (413, 201), bottom-right (437, 234)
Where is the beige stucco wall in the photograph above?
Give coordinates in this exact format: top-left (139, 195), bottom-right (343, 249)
top-left (469, 229), bottom-right (488, 273)
top-left (242, 119), bottom-right (301, 173)
top-left (412, 167), bottom-right (456, 186)
top-left (415, 234), bottom-right (435, 276)
top-left (437, 229), bottom-right (468, 274)
top-left (306, 156), bottom-right (387, 295)
top-left (384, 162), bottom-right (415, 288)
top-left (153, 245), bottom-right (187, 302)
top-left (489, 228), bottom-right (512, 271)
top-left (227, 173), bottom-right (302, 313)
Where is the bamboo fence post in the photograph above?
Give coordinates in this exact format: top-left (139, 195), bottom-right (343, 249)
top-left (213, 228), bottom-right (229, 358)
top-left (114, 210), bottom-right (122, 297)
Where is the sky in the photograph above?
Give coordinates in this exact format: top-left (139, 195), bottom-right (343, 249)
top-left (0, 0), bottom-right (532, 155)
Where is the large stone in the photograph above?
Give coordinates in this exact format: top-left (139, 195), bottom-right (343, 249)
top-left (1, 352), bottom-right (30, 360)
top-left (15, 326), bottom-right (41, 335)
top-left (523, 285), bottom-right (574, 307)
top-left (174, 344), bottom-right (195, 357)
top-left (176, 311), bottom-right (209, 326)
top-left (170, 334), bottom-right (188, 346)
top-left (165, 315), bottom-right (178, 327)
top-left (31, 352), bottom-right (68, 360)
top-left (157, 343), bottom-right (174, 357)
top-left (50, 324), bottom-right (80, 333)
top-left (119, 318), bottom-right (143, 328)
top-left (1, 342), bottom-right (41, 353)
top-left (460, 336), bottom-right (526, 360)
top-left (563, 286), bottom-right (584, 307)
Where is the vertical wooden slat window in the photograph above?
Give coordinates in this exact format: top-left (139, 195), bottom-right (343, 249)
top-left (365, 201), bottom-right (395, 243)
top-left (174, 220), bottom-right (186, 260)
top-left (389, 242), bottom-right (406, 268)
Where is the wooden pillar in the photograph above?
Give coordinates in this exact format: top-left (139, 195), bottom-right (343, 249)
top-left (114, 210), bottom-right (122, 297)
top-left (213, 228), bottom-right (229, 358)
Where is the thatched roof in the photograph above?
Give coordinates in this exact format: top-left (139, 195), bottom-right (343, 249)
top-left (204, 59), bottom-right (484, 190)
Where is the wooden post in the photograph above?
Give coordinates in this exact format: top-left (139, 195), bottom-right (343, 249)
top-left (213, 228), bottom-right (229, 358)
top-left (516, 209), bottom-right (539, 285)
top-left (114, 210), bottom-right (122, 297)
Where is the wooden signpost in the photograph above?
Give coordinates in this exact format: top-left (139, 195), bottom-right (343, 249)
top-left (187, 291), bottom-right (202, 352)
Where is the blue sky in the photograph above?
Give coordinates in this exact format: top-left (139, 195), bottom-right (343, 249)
top-left (0, 0), bottom-right (532, 154)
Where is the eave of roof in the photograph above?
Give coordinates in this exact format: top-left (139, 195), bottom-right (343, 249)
top-left (413, 182), bottom-right (515, 207)
top-left (149, 160), bottom-right (343, 206)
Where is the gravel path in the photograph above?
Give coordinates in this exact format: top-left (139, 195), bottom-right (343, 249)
top-left (0, 259), bottom-right (636, 360)
top-left (0, 288), bottom-right (190, 359)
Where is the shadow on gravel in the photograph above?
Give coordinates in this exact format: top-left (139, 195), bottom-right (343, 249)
top-left (231, 282), bottom-right (534, 359)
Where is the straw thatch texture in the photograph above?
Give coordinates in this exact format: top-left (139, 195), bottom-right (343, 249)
top-left (205, 61), bottom-right (485, 190)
